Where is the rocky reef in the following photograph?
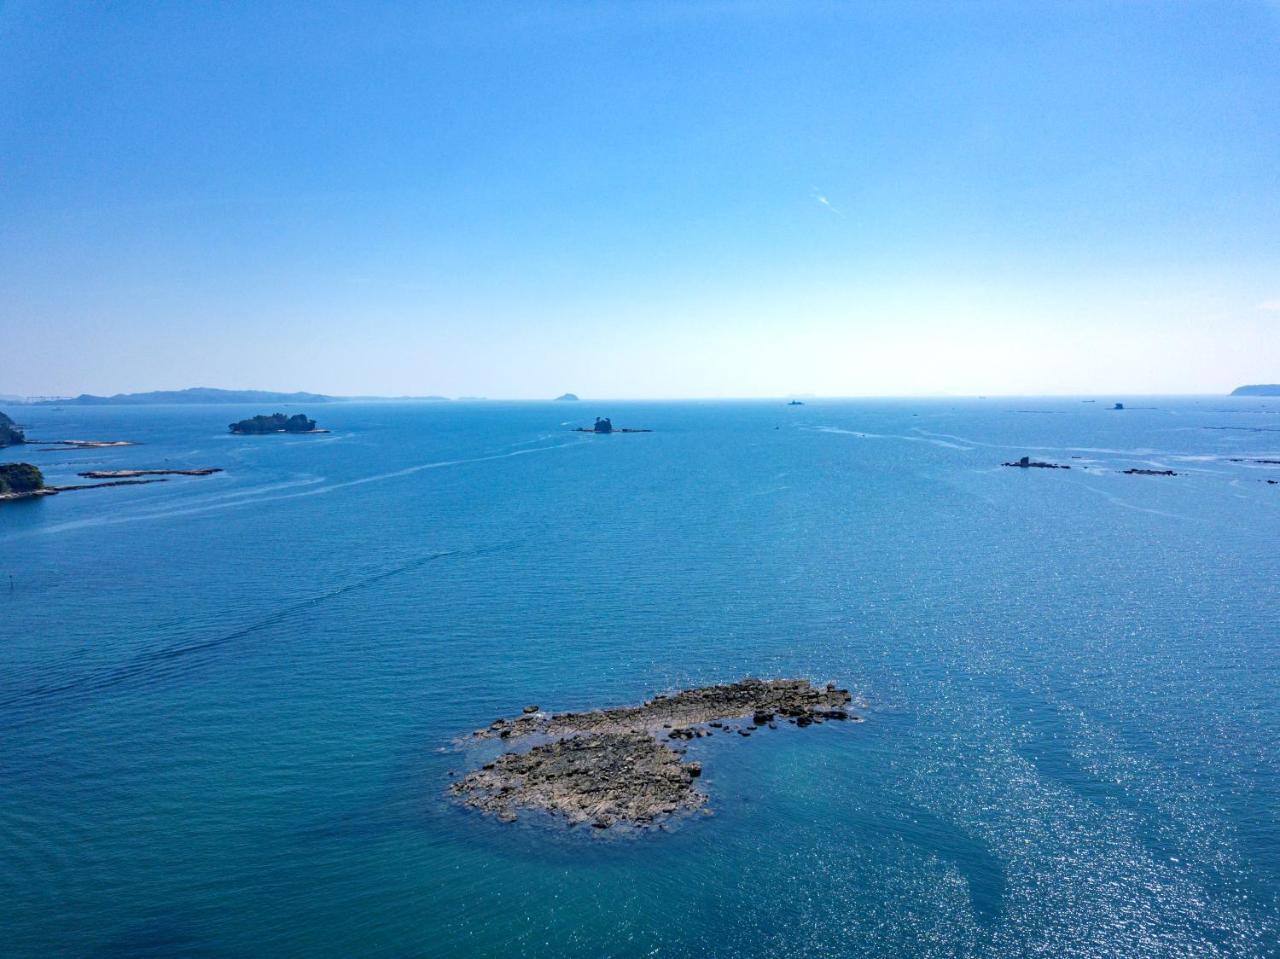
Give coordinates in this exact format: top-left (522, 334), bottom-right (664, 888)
top-left (229, 413), bottom-right (325, 434)
top-left (1123, 468), bottom-right (1177, 476)
top-left (77, 468), bottom-right (222, 479)
top-left (452, 678), bottom-right (858, 830)
top-left (474, 677), bottom-right (852, 741)
top-left (1003, 456), bottom-right (1071, 470)
top-left (0, 411), bottom-right (25, 448)
top-left (453, 731), bottom-right (705, 828)
top-left (34, 439), bottom-right (136, 451)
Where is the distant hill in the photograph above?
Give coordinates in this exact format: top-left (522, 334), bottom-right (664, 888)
top-left (32, 388), bottom-right (449, 405)
top-left (1231, 385), bottom-right (1280, 396)
top-left (554, 393), bottom-right (580, 401)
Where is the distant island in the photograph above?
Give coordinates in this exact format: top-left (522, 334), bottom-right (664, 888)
top-left (31, 387), bottom-right (449, 406)
top-left (1231, 385), bottom-right (1280, 396)
top-left (229, 413), bottom-right (326, 434)
top-left (0, 411), bottom-right (25, 447)
top-left (555, 393), bottom-right (580, 401)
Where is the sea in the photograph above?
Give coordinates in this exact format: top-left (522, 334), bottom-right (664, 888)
top-left (1, 398), bottom-right (1276, 958)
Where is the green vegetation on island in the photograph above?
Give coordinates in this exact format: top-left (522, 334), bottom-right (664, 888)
top-left (0, 462), bottom-right (45, 496)
top-left (229, 413), bottom-right (321, 434)
top-left (0, 411), bottom-right (26, 447)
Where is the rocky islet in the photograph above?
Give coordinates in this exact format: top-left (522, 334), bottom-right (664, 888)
top-left (452, 678), bottom-right (859, 830)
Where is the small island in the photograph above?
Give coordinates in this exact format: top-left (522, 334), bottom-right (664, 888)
top-left (0, 411), bottom-right (26, 448)
top-left (787, 400), bottom-right (805, 406)
top-left (452, 678), bottom-right (857, 830)
top-left (573, 417), bottom-right (653, 434)
top-left (229, 413), bottom-right (327, 435)
top-left (1230, 385), bottom-right (1280, 396)
top-left (554, 393), bottom-right (580, 401)
top-left (0, 463), bottom-right (48, 500)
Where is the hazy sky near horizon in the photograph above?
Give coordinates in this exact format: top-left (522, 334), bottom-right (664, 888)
top-left (2, 1), bottom-right (1278, 399)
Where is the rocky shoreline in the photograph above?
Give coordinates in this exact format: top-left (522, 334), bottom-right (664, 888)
top-left (452, 678), bottom-right (858, 830)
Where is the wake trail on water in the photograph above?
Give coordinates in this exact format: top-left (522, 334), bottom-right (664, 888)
top-left (808, 426), bottom-right (974, 450)
top-left (0, 539), bottom-right (526, 728)
top-left (13, 439), bottom-right (584, 539)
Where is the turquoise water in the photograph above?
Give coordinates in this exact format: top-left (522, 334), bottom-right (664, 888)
top-left (1, 398), bottom-right (1277, 958)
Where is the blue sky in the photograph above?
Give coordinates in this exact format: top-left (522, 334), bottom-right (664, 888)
top-left (1, 1), bottom-right (1277, 398)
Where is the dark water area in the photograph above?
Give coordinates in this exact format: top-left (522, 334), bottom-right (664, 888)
top-left (1, 397), bottom-right (1277, 957)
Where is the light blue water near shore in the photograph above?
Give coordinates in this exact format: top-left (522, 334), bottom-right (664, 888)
top-left (1, 398), bottom-right (1277, 958)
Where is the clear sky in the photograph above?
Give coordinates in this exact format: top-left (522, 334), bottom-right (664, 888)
top-left (1, 1), bottom-right (1278, 398)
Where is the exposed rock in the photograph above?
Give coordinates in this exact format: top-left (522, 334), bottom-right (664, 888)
top-left (1003, 456), bottom-right (1070, 470)
top-left (522, 704), bottom-right (540, 714)
top-left (473, 678), bottom-right (852, 741)
top-left (1123, 468), bottom-right (1177, 476)
top-left (77, 468), bottom-right (222, 479)
top-left (31, 439), bottom-right (136, 450)
top-left (454, 679), bottom-right (858, 829)
top-left (450, 731), bottom-right (706, 828)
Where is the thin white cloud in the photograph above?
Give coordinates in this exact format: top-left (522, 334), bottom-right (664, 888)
top-left (811, 189), bottom-right (843, 216)
top-left (1258, 299), bottom-right (1280, 312)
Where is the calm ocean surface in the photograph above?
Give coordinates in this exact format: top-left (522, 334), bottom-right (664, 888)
top-left (1, 398), bottom-right (1277, 958)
